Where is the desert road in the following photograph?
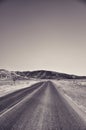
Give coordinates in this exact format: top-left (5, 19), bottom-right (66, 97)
top-left (0, 81), bottom-right (86, 130)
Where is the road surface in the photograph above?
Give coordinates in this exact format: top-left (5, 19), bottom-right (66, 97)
top-left (0, 81), bottom-right (86, 130)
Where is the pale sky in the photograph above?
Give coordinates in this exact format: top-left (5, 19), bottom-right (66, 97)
top-left (0, 0), bottom-right (86, 75)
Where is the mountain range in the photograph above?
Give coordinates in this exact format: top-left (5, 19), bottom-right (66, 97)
top-left (0, 69), bottom-right (86, 81)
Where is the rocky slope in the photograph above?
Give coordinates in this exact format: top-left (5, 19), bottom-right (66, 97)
top-left (0, 69), bottom-right (86, 81)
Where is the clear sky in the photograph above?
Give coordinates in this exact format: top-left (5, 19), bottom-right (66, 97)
top-left (0, 0), bottom-right (86, 75)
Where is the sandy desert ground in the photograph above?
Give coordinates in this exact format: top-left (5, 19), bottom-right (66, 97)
top-left (0, 80), bottom-right (40, 97)
top-left (53, 79), bottom-right (86, 121)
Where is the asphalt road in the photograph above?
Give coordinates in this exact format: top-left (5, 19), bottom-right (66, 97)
top-left (0, 81), bottom-right (86, 130)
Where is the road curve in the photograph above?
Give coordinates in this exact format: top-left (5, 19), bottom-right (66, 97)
top-left (0, 81), bottom-right (86, 130)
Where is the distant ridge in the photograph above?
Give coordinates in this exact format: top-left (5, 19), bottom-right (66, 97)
top-left (0, 69), bottom-right (86, 81)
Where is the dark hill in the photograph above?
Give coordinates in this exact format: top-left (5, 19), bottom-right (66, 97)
top-left (0, 69), bottom-right (86, 81)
